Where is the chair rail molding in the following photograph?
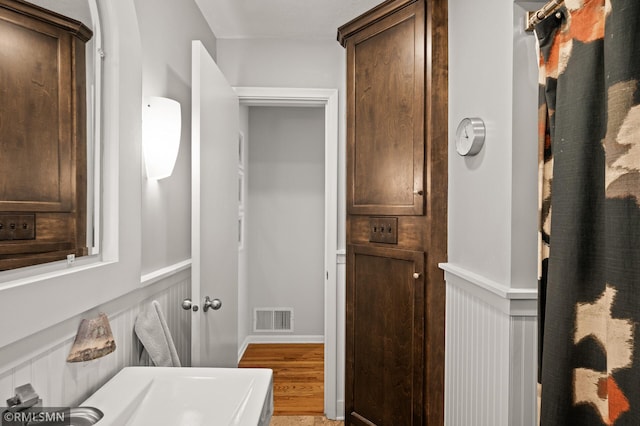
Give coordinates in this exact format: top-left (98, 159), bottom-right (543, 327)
top-left (439, 262), bottom-right (537, 316)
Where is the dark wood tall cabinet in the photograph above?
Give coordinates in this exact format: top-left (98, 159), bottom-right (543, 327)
top-left (0, 0), bottom-right (92, 270)
top-left (338, 0), bottom-right (447, 424)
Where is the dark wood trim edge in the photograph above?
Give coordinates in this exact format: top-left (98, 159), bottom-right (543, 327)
top-left (424, 0), bottom-right (448, 424)
top-left (0, 0), bottom-right (93, 41)
top-left (337, 0), bottom-right (417, 47)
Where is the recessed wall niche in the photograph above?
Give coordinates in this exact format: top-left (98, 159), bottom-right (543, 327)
top-left (0, 0), bottom-right (93, 270)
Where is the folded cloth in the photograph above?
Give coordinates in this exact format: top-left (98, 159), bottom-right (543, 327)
top-left (134, 300), bottom-right (181, 367)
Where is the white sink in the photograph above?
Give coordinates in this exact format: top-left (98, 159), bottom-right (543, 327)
top-left (81, 367), bottom-right (273, 425)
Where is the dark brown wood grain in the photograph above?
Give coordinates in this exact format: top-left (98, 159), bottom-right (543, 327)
top-left (0, 0), bottom-right (92, 41)
top-left (337, 0), bottom-right (417, 47)
top-left (349, 216), bottom-right (427, 251)
top-left (339, 0), bottom-right (447, 424)
top-left (345, 2), bottom-right (424, 216)
top-left (347, 245), bottom-right (424, 426)
top-left (0, 0), bottom-right (91, 269)
top-left (423, 1), bottom-right (448, 423)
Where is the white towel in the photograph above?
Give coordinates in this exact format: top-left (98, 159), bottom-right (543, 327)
top-left (134, 300), bottom-right (181, 367)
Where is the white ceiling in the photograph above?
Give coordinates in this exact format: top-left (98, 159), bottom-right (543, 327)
top-left (194, 0), bottom-right (386, 39)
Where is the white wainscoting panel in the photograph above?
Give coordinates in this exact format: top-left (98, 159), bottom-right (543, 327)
top-left (446, 281), bottom-right (511, 426)
top-left (443, 264), bottom-right (538, 426)
top-left (0, 272), bottom-right (190, 408)
top-left (509, 316), bottom-right (538, 426)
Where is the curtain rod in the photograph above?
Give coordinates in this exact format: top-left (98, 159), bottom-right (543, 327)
top-left (525, 0), bottom-right (564, 31)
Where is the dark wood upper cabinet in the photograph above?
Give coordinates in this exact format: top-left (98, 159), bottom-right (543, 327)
top-left (339, 0), bottom-right (447, 424)
top-left (0, 0), bottom-right (92, 270)
top-left (342, 0), bottom-right (424, 216)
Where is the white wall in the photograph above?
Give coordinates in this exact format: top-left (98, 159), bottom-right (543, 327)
top-left (136, 0), bottom-right (216, 274)
top-left (247, 106), bottom-right (325, 337)
top-left (444, 0), bottom-right (542, 424)
top-left (217, 39), bottom-right (344, 91)
top-left (0, 0), bottom-right (216, 406)
top-left (447, 0), bottom-right (539, 286)
top-left (217, 38), bottom-right (347, 249)
top-left (448, 0), bottom-right (514, 285)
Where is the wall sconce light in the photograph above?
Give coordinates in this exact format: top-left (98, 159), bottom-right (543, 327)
top-left (142, 96), bottom-right (182, 180)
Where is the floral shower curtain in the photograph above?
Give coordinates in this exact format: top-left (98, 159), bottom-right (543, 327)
top-left (536, 0), bottom-right (640, 424)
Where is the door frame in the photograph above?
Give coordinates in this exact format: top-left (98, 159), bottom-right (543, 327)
top-left (234, 86), bottom-right (339, 419)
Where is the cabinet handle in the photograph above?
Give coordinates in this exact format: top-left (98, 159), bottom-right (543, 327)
top-left (413, 272), bottom-right (421, 279)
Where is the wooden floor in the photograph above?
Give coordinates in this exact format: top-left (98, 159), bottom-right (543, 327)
top-left (239, 343), bottom-right (324, 416)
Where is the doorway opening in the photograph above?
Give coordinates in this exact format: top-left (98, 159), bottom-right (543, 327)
top-left (235, 87), bottom-right (339, 419)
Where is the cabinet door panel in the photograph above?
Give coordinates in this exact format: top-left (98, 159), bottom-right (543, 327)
top-left (346, 244), bottom-right (424, 426)
top-left (346, 3), bottom-right (424, 215)
top-left (0, 14), bottom-right (74, 211)
top-left (0, 0), bottom-right (91, 269)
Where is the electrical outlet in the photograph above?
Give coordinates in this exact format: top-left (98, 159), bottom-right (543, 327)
top-left (67, 254), bottom-right (75, 265)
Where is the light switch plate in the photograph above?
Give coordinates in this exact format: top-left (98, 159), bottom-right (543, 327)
top-left (0, 214), bottom-right (35, 241)
top-left (369, 217), bottom-right (398, 244)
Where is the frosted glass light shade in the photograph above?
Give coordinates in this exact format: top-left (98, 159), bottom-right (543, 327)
top-left (142, 97), bottom-right (182, 180)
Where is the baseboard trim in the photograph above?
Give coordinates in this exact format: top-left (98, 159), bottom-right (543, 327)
top-left (238, 334), bottom-right (324, 363)
top-left (335, 399), bottom-right (345, 421)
